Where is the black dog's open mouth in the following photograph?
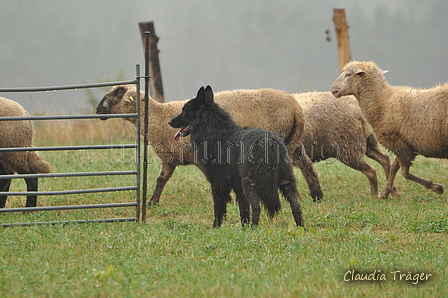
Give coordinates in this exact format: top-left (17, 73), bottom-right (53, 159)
top-left (174, 126), bottom-right (191, 141)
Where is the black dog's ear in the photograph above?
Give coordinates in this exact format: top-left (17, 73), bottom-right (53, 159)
top-left (196, 86), bottom-right (205, 98)
top-left (204, 85), bottom-right (214, 103)
top-left (193, 86), bottom-right (206, 105)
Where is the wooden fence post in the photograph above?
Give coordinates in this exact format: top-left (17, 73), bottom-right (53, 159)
top-left (333, 9), bottom-right (352, 73)
top-left (138, 21), bottom-right (165, 103)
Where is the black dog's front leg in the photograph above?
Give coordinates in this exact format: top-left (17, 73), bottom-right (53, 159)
top-left (211, 182), bottom-right (231, 227)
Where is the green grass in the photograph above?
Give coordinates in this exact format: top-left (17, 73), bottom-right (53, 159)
top-left (1, 144), bottom-right (447, 297)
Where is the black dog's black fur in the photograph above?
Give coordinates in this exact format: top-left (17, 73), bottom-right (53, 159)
top-left (168, 85), bottom-right (304, 227)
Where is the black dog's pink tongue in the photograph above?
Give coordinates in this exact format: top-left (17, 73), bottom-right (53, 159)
top-left (174, 127), bottom-right (188, 141)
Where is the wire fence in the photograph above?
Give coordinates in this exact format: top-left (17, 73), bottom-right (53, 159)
top-left (0, 66), bottom-right (142, 227)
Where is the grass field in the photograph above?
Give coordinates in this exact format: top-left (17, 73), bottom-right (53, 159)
top-left (0, 118), bottom-right (447, 297)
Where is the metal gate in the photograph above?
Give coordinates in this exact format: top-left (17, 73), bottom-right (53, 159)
top-left (0, 66), bottom-right (142, 227)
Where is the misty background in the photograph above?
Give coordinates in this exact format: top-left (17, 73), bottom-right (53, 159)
top-left (1, 0), bottom-right (447, 114)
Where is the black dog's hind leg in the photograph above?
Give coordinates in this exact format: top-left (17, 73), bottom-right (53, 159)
top-left (211, 181), bottom-right (231, 227)
top-left (233, 184), bottom-right (250, 226)
top-left (280, 180), bottom-right (304, 227)
top-left (241, 178), bottom-right (261, 226)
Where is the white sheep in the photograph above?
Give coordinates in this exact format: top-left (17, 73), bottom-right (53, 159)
top-left (331, 60), bottom-right (447, 198)
top-left (96, 85), bottom-right (323, 205)
top-left (0, 97), bottom-right (52, 208)
top-left (294, 91), bottom-right (396, 196)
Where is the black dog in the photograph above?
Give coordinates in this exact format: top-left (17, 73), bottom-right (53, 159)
top-left (169, 86), bottom-right (304, 227)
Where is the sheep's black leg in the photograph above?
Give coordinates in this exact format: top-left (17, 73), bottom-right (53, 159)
top-left (0, 178), bottom-right (12, 208)
top-left (400, 160), bottom-right (444, 195)
top-left (149, 163), bottom-right (176, 206)
top-left (280, 181), bottom-right (304, 227)
top-left (366, 139), bottom-right (400, 196)
top-left (343, 159), bottom-right (379, 196)
top-left (380, 157), bottom-right (401, 198)
top-left (24, 177), bottom-right (38, 207)
top-left (293, 147), bottom-right (324, 201)
top-left (0, 163), bottom-right (11, 208)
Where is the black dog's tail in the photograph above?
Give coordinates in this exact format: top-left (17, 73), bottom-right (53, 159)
top-left (258, 177), bottom-right (282, 219)
top-left (254, 136), bottom-right (289, 219)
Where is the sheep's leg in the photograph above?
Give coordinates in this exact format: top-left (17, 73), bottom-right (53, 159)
top-left (400, 162), bottom-right (444, 195)
top-left (233, 184), bottom-right (250, 226)
top-left (24, 177), bottom-right (38, 207)
top-left (366, 145), bottom-right (400, 196)
top-left (211, 181), bottom-right (230, 227)
top-left (149, 163), bottom-right (177, 206)
top-left (0, 178), bottom-right (12, 208)
top-left (279, 181), bottom-right (304, 227)
top-left (344, 159), bottom-right (379, 196)
top-left (0, 163), bottom-right (11, 208)
top-left (380, 157), bottom-right (401, 198)
top-left (293, 147), bottom-right (324, 201)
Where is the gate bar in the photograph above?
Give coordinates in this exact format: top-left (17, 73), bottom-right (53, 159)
top-left (0, 114), bottom-right (136, 121)
top-left (1, 218), bottom-right (137, 227)
top-left (0, 144), bottom-right (136, 152)
top-left (0, 186), bottom-right (137, 196)
top-left (0, 80), bottom-right (137, 92)
top-left (0, 202), bottom-right (137, 213)
top-left (0, 171), bottom-right (137, 180)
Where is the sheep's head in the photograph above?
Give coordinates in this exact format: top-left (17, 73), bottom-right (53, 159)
top-left (96, 85), bottom-right (138, 120)
top-left (331, 61), bottom-right (388, 98)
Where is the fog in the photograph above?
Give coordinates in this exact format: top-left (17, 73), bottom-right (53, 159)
top-left (1, 0), bottom-right (447, 113)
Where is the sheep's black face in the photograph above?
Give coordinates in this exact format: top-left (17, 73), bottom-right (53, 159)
top-left (96, 86), bottom-right (127, 120)
top-left (96, 100), bottom-right (111, 120)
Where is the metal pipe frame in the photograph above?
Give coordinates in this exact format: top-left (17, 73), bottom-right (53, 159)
top-left (0, 67), bottom-right (143, 226)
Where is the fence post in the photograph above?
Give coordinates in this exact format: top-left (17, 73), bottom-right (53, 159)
top-left (333, 8), bottom-right (352, 73)
top-left (135, 64), bottom-right (141, 222)
top-left (140, 32), bottom-right (151, 223)
top-left (138, 21), bottom-right (165, 103)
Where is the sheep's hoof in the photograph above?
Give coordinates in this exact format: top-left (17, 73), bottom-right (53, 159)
top-left (147, 199), bottom-right (159, 208)
top-left (378, 189), bottom-right (391, 199)
top-left (392, 190), bottom-right (402, 198)
top-left (311, 190), bottom-right (324, 202)
top-left (434, 184), bottom-right (444, 194)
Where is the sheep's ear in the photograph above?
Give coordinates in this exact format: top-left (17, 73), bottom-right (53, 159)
top-left (123, 92), bottom-right (135, 103)
top-left (204, 85), bottom-right (214, 103)
top-left (380, 69), bottom-right (389, 74)
top-left (355, 69), bottom-right (366, 76)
